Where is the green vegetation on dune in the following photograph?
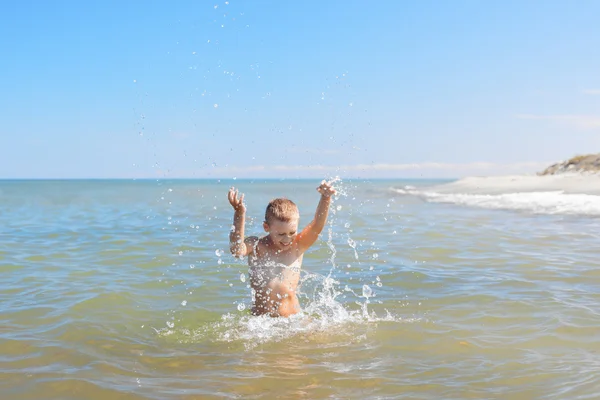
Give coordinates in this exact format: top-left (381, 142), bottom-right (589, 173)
top-left (538, 153), bottom-right (600, 175)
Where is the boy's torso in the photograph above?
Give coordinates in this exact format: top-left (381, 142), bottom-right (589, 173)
top-left (248, 236), bottom-right (303, 290)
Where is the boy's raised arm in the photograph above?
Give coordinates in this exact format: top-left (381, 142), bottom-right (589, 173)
top-left (297, 180), bottom-right (336, 251)
top-left (228, 188), bottom-right (252, 258)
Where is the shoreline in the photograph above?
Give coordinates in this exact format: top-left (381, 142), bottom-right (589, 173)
top-left (425, 173), bottom-right (600, 195)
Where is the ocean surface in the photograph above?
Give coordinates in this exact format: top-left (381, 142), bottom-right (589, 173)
top-left (1, 178), bottom-right (599, 399)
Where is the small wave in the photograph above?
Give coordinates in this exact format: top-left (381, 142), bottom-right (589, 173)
top-left (392, 186), bottom-right (600, 216)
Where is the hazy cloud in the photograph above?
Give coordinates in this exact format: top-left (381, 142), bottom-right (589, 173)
top-left (516, 114), bottom-right (600, 130)
top-left (185, 161), bottom-right (549, 179)
top-left (582, 89), bottom-right (600, 95)
top-left (286, 147), bottom-right (340, 155)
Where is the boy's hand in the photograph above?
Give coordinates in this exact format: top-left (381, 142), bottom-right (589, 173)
top-left (317, 180), bottom-right (337, 198)
top-left (228, 187), bottom-right (246, 212)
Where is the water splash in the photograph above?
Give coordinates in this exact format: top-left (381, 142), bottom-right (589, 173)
top-left (347, 237), bottom-right (359, 260)
top-left (326, 176), bottom-right (348, 198)
top-left (362, 284), bottom-right (373, 298)
top-left (156, 271), bottom-right (408, 349)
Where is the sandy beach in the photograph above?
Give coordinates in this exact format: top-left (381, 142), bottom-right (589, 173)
top-left (428, 173), bottom-right (600, 195)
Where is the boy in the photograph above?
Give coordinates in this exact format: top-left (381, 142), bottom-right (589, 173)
top-left (227, 181), bottom-right (336, 317)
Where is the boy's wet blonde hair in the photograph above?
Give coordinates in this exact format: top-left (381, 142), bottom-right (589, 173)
top-left (265, 198), bottom-right (299, 223)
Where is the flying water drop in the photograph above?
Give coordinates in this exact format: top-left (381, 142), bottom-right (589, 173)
top-left (362, 284), bottom-right (373, 299)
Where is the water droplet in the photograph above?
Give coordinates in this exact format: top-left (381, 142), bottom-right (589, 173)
top-left (240, 273), bottom-right (246, 282)
top-left (344, 222), bottom-right (351, 228)
top-left (166, 321), bottom-right (174, 328)
top-left (190, 264), bottom-right (195, 269)
top-left (178, 251), bottom-right (183, 256)
top-left (373, 253), bottom-right (379, 259)
top-left (393, 230), bottom-right (397, 234)
top-left (336, 205), bottom-right (342, 211)
top-left (168, 188), bottom-right (173, 192)
top-left (218, 259), bottom-right (223, 265)
top-left (215, 249), bottom-right (224, 257)
top-left (237, 303), bottom-right (246, 311)
top-left (214, 103), bottom-right (219, 108)
top-left (376, 276), bottom-right (381, 281)
top-left (181, 300), bottom-right (187, 306)
top-left (376, 282), bottom-right (383, 287)
top-left (347, 238), bottom-right (356, 248)
top-left (362, 285), bottom-right (372, 298)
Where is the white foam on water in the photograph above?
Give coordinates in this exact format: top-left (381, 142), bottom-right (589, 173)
top-left (156, 271), bottom-right (412, 350)
top-left (393, 175), bottom-right (600, 216)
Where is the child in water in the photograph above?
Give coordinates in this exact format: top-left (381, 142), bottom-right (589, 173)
top-left (227, 180), bottom-right (336, 317)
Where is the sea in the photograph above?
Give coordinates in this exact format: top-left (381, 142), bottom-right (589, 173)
top-left (1, 177), bottom-right (599, 399)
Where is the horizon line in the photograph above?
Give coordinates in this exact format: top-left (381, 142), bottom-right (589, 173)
top-left (0, 176), bottom-right (460, 181)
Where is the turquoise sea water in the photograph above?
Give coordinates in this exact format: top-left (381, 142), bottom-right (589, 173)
top-left (1, 179), bottom-right (599, 399)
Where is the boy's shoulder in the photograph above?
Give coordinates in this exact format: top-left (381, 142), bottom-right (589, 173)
top-left (244, 235), bottom-right (260, 252)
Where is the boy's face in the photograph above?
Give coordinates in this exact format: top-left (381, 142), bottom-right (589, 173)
top-left (263, 218), bottom-right (299, 250)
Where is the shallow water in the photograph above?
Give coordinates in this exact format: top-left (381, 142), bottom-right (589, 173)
top-left (1, 179), bottom-right (599, 399)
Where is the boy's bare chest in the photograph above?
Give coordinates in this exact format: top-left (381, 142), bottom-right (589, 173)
top-left (255, 242), bottom-right (302, 267)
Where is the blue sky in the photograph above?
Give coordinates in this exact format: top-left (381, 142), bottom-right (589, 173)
top-left (1, 0), bottom-right (599, 179)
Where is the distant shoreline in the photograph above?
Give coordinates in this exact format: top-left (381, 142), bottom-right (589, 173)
top-left (3, 154), bottom-right (598, 180)
top-left (426, 173), bottom-right (600, 196)
top-left (0, 177), bottom-right (456, 182)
